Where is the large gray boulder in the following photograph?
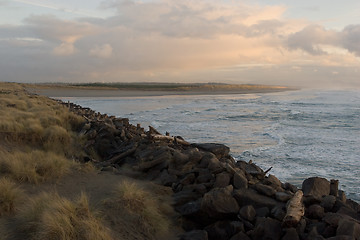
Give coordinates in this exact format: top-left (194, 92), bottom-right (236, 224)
top-left (282, 228), bottom-right (299, 240)
top-left (204, 221), bottom-right (244, 240)
top-left (337, 218), bottom-right (360, 239)
top-left (214, 172), bottom-right (231, 188)
top-left (306, 204), bottom-right (325, 219)
top-left (253, 183), bottom-right (276, 197)
top-left (302, 177), bottom-right (330, 200)
top-left (239, 205), bottom-right (256, 222)
top-left (233, 188), bottom-right (280, 209)
top-left (250, 217), bottom-right (282, 240)
top-left (192, 143), bottom-right (230, 159)
top-left (201, 185), bottom-right (239, 219)
top-left (233, 171), bottom-right (248, 189)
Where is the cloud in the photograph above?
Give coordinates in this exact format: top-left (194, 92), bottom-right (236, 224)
top-left (89, 44), bottom-right (113, 58)
top-left (99, 0), bottom-right (287, 39)
top-left (53, 42), bottom-right (75, 56)
top-left (287, 24), bottom-right (360, 57)
top-left (341, 25), bottom-right (360, 56)
top-left (25, 15), bottom-right (97, 43)
top-left (0, 0), bottom-right (359, 88)
top-left (287, 25), bottom-right (340, 55)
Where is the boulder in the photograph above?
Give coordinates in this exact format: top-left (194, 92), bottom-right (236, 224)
top-left (174, 189), bottom-right (203, 207)
top-left (264, 174), bottom-right (283, 189)
top-left (184, 147), bottom-right (204, 163)
top-left (173, 150), bottom-right (190, 165)
top-left (197, 173), bottom-right (215, 184)
top-left (330, 179), bottom-right (339, 197)
top-left (282, 228), bottom-right (299, 240)
top-left (337, 206), bottom-right (360, 221)
top-left (192, 143), bottom-right (230, 159)
top-left (284, 182), bottom-right (298, 193)
top-left (214, 172), bottom-right (231, 188)
top-left (321, 195), bottom-right (336, 211)
top-left (256, 207), bottom-right (270, 218)
top-left (201, 185), bottom-right (239, 219)
top-left (271, 205), bottom-right (286, 221)
top-left (244, 163), bottom-right (265, 180)
top-left (239, 205), bottom-right (256, 222)
top-left (346, 199), bottom-right (360, 213)
top-left (297, 218), bottom-right (307, 237)
top-left (253, 183), bottom-right (276, 197)
top-left (306, 204), bottom-right (325, 219)
top-left (199, 153), bottom-right (223, 173)
top-left (322, 225), bottom-right (337, 238)
top-left (233, 171), bottom-right (248, 189)
top-left (323, 212), bottom-right (342, 228)
top-left (205, 221), bottom-right (244, 240)
top-left (180, 173), bottom-right (196, 186)
top-left (137, 150), bottom-right (171, 171)
top-left (306, 226), bottom-right (326, 240)
top-left (302, 177), bottom-right (330, 200)
top-left (160, 169), bottom-right (178, 186)
top-left (327, 236), bottom-right (355, 240)
top-left (250, 217), bottom-right (282, 240)
top-left (336, 218), bottom-right (360, 239)
top-left (233, 188), bottom-right (279, 209)
top-left (180, 230), bottom-right (208, 240)
top-left (338, 190), bottom-right (347, 203)
top-left (177, 199), bottom-right (202, 217)
top-left (275, 192), bottom-right (293, 202)
top-left (306, 221), bottom-right (327, 237)
top-left (230, 232), bottom-right (251, 240)
top-left (182, 184), bottom-right (208, 195)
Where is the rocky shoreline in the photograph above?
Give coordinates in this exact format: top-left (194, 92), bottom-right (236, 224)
top-left (62, 100), bottom-right (360, 240)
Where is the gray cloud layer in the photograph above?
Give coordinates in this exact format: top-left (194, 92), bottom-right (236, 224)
top-left (287, 24), bottom-right (360, 56)
top-left (0, 0), bottom-right (359, 87)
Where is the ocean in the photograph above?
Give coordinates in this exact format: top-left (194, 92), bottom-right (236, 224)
top-left (60, 89), bottom-right (360, 201)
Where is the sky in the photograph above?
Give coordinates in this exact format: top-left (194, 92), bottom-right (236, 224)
top-left (0, 0), bottom-right (360, 88)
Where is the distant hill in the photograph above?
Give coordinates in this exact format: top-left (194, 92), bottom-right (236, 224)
top-left (32, 82), bottom-right (295, 92)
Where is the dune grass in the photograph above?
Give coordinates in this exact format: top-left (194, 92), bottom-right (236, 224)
top-left (0, 83), bottom-right (86, 183)
top-left (0, 150), bottom-right (73, 184)
top-left (0, 83), bottom-right (177, 239)
top-left (108, 180), bottom-right (171, 239)
top-left (16, 192), bottom-right (112, 240)
top-left (0, 178), bottom-right (24, 216)
top-left (0, 83), bottom-right (84, 147)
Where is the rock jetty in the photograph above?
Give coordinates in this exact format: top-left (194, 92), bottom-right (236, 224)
top-left (63, 100), bottom-right (360, 240)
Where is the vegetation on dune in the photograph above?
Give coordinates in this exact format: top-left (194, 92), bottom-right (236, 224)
top-left (0, 150), bottom-right (73, 184)
top-left (16, 193), bottom-right (112, 240)
top-left (0, 83), bottom-right (86, 183)
top-left (104, 180), bottom-right (171, 239)
top-left (0, 83), bottom-right (177, 240)
top-left (0, 178), bottom-right (24, 216)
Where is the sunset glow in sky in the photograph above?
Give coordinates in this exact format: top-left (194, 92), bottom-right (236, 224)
top-left (1, 0), bottom-right (360, 88)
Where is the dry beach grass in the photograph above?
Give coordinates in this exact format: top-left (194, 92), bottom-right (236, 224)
top-left (0, 82), bottom-right (179, 240)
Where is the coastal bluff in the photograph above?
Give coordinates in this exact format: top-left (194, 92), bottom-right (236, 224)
top-left (64, 99), bottom-right (360, 240)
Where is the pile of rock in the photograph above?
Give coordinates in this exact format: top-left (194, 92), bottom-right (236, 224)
top-left (63, 101), bottom-right (360, 240)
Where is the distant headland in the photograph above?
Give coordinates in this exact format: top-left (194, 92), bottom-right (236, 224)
top-left (25, 82), bottom-right (297, 97)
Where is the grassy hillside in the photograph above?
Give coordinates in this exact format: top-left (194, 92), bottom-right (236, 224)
top-left (0, 83), bottom-right (178, 240)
